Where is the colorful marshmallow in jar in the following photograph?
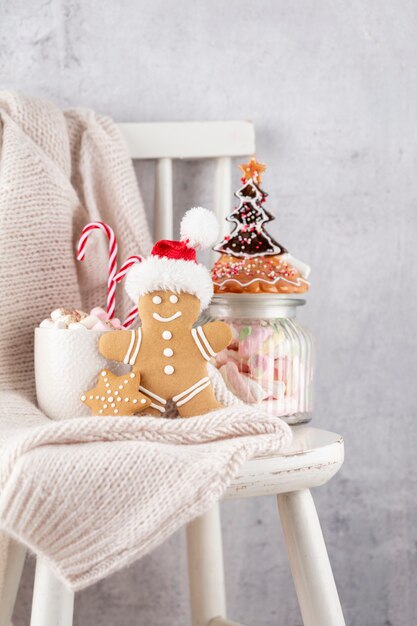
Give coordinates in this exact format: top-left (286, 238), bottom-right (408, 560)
top-left (208, 158), bottom-right (314, 424)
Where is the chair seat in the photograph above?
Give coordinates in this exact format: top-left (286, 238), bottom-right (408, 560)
top-left (224, 425), bottom-right (344, 499)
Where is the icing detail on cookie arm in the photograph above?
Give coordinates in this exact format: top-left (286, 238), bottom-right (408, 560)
top-left (129, 327), bottom-right (142, 365)
top-left (175, 380), bottom-right (211, 407)
top-left (197, 326), bottom-right (217, 357)
top-left (172, 377), bottom-right (210, 402)
top-left (191, 328), bottom-right (211, 361)
top-left (123, 330), bottom-right (136, 364)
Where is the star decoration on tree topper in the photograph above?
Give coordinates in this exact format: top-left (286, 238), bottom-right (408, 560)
top-left (239, 157), bottom-right (267, 185)
top-left (81, 369), bottom-right (152, 416)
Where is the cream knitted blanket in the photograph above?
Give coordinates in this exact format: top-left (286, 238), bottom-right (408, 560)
top-left (0, 92), bottom-right (292, 595)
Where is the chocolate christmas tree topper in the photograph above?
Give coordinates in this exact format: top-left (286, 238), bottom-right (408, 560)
top-left (211, 158), bottom-right (310, 295)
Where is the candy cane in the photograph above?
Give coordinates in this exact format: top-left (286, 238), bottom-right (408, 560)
top-left (121, 306), bottom-right (139, 328)
top-left (77, 222), bottom-right (118, 319)
top-left (114, 255), bottom-right (143, 328)
top-left (113, 256), bottom-right (143, 282)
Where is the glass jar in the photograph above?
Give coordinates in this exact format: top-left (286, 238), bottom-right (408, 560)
top-left (207, 294), bottom-right (314, 424)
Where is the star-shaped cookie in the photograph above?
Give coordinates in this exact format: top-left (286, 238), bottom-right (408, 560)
top-left (239, 157), bottom-right (267, 184)
top-left (81, 369), bottom-right (152, 416)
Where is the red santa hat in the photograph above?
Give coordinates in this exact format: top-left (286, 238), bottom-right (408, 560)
top-left (125, 207), bottom-right (219, 311)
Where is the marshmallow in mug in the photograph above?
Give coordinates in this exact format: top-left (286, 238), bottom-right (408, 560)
top-left (39, 307), bottom-right (122, 331)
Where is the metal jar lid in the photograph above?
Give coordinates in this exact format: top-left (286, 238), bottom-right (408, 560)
top-left (207, 293), bottom-right (306, 320)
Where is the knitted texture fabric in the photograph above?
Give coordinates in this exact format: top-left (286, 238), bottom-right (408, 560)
top-left (0, 92), bottom-right (292, 595)
top-left (0, 368), bottom-right (291, 591)
top-left (0, 91), bottom-right (153, 397)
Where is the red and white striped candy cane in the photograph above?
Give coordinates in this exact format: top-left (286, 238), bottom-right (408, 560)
top-left (77, 222), bottom-right (118, 319)
top-left (114, 255), bottom-right (143, 328)
top-left (121, 306), bottom-right (139, 329)
top-left (113, 256), bottom-right (143, 282)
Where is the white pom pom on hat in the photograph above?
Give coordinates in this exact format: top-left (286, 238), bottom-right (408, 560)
top-left (125, 207), bottom-right (218, 311)
top-left (180, 206), bottom-right (219, 249)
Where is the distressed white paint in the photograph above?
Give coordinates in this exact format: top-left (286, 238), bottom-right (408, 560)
top-left (278, 490), bottom-right (346, 626)
top-left (118, 122), bottom-right (252, 254)
top-left (0, 540), bottom-right (26, 626)
top-left (3, 1), bottom-right (417, 625)
top-left (30, 559), bottom-right (74, 626)
top-left (154, 158), bottom-right (173, 240)
top-left (213, 156), bottom-right (232, 247)
top-left (185, 426), bottom-right (344, 626)
top-left (186, 503), bottom-right (226, 626)
top-left (118, 122), bottom-right (254, 160)
top-left (15, 427), bottom-right (344, 626)
top-left (210, 619), bottom-right (244, 626)
top-left (225, 426), bottom-right (344, 499)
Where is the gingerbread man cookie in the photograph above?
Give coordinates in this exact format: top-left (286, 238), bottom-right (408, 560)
top-left (100, 208), bottom-right (232, 418)
top-left (100, 291), bottom-right (231, 417)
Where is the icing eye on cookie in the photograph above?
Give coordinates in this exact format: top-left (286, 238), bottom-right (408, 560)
top-left (152, 295), bottom-right (162, 305)
top-left (169, 294), bottom-right (178, 304)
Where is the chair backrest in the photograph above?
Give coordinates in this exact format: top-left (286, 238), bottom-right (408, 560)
top-left (118, 121), bottom-right (255, 260)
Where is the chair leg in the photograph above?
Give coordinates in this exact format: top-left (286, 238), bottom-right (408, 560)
top-left (0, 538), bottom-right (26, 626)
top-left (30, 558), bottom-right (74, 626)
top-left (186, 502), bottom-right (226, 626)
top-left (277, 489), bottom-right (346, 626)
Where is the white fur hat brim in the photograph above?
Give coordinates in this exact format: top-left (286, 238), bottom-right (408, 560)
top-left (124, 256), bottom-right (214, 311)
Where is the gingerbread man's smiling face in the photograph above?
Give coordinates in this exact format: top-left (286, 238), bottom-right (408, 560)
top-left (138, 290), bottom-right (200, 329)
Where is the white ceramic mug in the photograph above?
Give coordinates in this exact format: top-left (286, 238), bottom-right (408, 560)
top-left (34, 328), bottom-right (127, 420)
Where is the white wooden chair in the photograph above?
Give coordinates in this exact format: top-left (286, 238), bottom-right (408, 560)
top-left (0, 121), bottom-right (346, 626)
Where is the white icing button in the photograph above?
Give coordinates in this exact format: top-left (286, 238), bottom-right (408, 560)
top-left (105, 383), bottom-right (110, 388)
top-left (114, 391), bottom-right (119, 396)
top-left (119, 385), bottom-right (123, 389)
top-left (111, 403), bottom-right (115, 408)
top-left (133, 399), bottom-right (138, 404)
top-left (103, 404), bottom-right (108, 409)
top-left (164, 365), bottom-right (175, 375)
top-left (81, 395), bottom-right (86, 401)
top-left (108, 397), bottom-right (114, 402)
top-left (101, 396), bottom-right (105, 401)
top-left (101, 371), bottom-right (107, 377)
top-left (124, 397), bottom-right (129, 402)
top-left (152, 295), bottom-right (162, 304)
top-left (107, 390), bottom-right (111, 395)
top-left (117, 397), bottom-right (122, 402)
top-left (130, 373), bottom-right (135, 378)
top-left (169, 294), bottom-right (178, 303)
top-left (141, 398), bottom-right (146, 404)
top-left (162, 331), bottom-right (172, 340)
top-left (89, 395), bottom-right (93, 400)
top-left (95, 395), bottom-right (99, 400)
top-left (163, 348), bottom-right (174, 357)
top-left (114, 409), bottom-right (118, 414)
top-left (124, 379), bottom-right (128, 384)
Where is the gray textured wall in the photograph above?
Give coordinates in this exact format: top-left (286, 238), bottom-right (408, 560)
top-left (2, 1), bottom-right (417, 625)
